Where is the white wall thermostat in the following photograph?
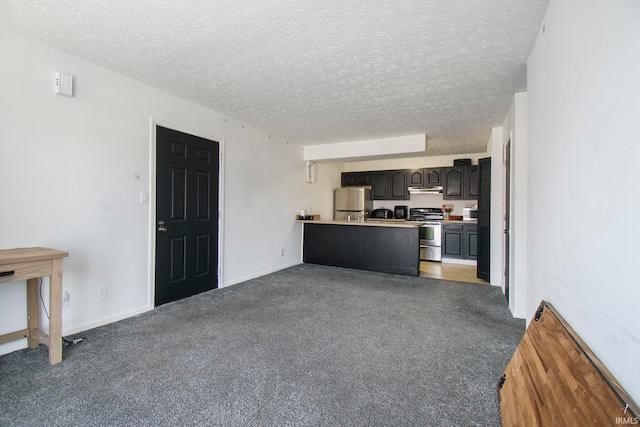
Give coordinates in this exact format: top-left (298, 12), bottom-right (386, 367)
top-left (55, 71), bottom-right (73, 97)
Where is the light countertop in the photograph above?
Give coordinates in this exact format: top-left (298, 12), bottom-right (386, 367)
top-left (296, 219), bottom-right (423, 228)
top-left (296, 219), bottom-right (477, 227)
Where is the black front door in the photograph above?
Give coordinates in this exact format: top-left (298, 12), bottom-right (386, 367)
top-left (155, 125), bottom-right (219, 306)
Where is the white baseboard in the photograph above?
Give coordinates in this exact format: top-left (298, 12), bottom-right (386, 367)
top-left (0, 340), bottom-right (28, 356)
top-left (0, 304), bottom-right (153, 357)
top-left (1, 262), bottom-right (307, 357)
top-left (62, 304), bottom-right (153, 337)
top-left (221, 261), bottom-right (303, 288)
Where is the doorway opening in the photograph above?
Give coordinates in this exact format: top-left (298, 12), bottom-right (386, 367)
top-left (504, 139), bottom-right (511, 302)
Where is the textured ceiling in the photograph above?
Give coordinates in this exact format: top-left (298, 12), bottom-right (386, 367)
top-left (0, 0), bottom-right (548, 155)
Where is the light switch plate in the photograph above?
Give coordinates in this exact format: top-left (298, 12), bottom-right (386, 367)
top-left (140, 191), bottom-right (149, 204)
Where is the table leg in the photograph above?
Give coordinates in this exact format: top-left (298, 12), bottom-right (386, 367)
top-left (48, 259), bottom-right (63, 365)
top-left (26, 278), bottom-right (40, 349)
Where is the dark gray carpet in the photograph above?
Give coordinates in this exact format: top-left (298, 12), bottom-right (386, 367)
top-left (0, 264), bottom-right (524, 426)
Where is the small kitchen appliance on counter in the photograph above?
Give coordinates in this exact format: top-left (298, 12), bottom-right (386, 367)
top-left (407, 207), bottom-right (444, 262)
top-left (394, 205), bottom-right (408, 220)
top-left (463, 206), bottom-right (478, 220)
top-left (371, 208), bottom-right (393, 219)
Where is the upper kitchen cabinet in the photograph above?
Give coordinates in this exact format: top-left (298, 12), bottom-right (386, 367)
top-left (465, 165), bottom-right (479, 199)
top-left (443, 166), bottom-right (478, 200)
top-left (389, 170), bottom-right (410, 199)
top-left (409, 169), bottom-right (425, 186)
top-left (371, 171), bottom-right (389, 199)
top-left (443, 167), bottom-right (464, 199)
top-left (425, 168), bottom-right (443, 186)
top-left (370, 170), bottom-right (410, 200)
top-left (408, 167), bottom-right (442, 187)
top-left (341, 171), bottom-right (371, 187)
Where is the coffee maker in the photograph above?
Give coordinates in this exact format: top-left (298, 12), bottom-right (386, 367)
top-left (394, 205), bottom-right (408, 220)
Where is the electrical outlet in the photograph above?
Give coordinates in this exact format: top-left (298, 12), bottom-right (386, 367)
top-left (280, 249), bottom-right (285, 257)
top-left (99, 287), bottom-right (108, 300)
top-left (62, 291), bottom-right (70, 308)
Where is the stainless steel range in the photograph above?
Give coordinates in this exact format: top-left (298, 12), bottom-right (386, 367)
top-left (407, 207), bottom-right (443, 262)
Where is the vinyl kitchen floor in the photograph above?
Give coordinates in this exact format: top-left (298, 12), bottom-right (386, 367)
top-left (419, 261), bottom-right (488, 285)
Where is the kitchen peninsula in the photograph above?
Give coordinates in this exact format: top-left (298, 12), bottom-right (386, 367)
top-left (297, 219), bottom-right (421, 277)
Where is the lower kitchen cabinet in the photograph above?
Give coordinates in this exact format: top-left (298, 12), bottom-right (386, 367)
top-left (303, 223), bottom-right (420, 276)
top-left (465, 224), bottom-right (478, 260)
top-left (443, 223), bottom-right (463, 258)
top-left (443, 222), bottom-right (477, 260)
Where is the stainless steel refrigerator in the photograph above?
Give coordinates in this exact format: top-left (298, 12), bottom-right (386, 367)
top-left (334, 187), bottom-right (373, 220)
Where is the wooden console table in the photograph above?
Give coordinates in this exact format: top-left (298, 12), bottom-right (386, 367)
top-left (0, 247), bottom-right (69, 365)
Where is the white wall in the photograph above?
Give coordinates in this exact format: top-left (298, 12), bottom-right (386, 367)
top-left (0, 29), bottom-right (316, 355)
top-left (499, 93), bottom-right (529, 318)
top-left (343, 153), bottom-right (488, 172)
top-left (299, 162), bottom-right (344, 220)
top-left (527, 0), bottom-right (640, 403)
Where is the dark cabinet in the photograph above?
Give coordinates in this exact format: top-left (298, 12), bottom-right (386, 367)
top-left (442, 223), bottom-right (464, 258)
top-left (465, 224), bottom-right (478, 260)
top-left (425, 168), bottom-right (443, 185)
top-left (341, 172), bottom-right (371, 187)
top-left (443, 166), bottom-right (478, 200)
top-left (442, 222), bottom-right (477, 260)
top-left (389, 170), bottom-right (409, 199)
top-left (370, 170), bottom-right (409, 200)
top-left (465, 165), bottom-right (479, 199)
top-left (409, 169), bottom-right (425, 186)
top-left (443, 167), bottom-right (465, 199)
top-left (409, 167), bottom-right (442, 187)
top-left (371, 171), bottom-right (390, 199)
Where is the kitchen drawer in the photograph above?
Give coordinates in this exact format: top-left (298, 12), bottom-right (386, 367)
top-left (0, 260), bottom-right (53, 283)
top-left (443, 223), bottom-right (463, 230)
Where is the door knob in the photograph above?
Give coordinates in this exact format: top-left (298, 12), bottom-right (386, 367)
top-left (504, 229), bottom-right (509, 234)
top-left (158, 220), bottom-right (167, 232)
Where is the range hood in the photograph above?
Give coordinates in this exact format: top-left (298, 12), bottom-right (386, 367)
top-left (408, 185), bottom-right (443, 194)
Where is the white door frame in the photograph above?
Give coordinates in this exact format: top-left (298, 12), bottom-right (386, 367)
top-left (147, 117), bottom-right (226, 308)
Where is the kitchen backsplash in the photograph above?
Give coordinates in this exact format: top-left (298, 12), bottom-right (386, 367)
top-left (372, 194), bottom-right (477, 216)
